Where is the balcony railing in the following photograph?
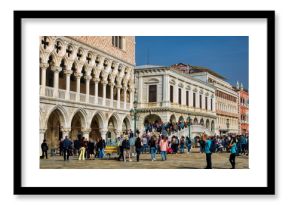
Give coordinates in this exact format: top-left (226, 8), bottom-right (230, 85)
top-left (42, 86), bottom-right (130, 110)
top-left (45, 87), bottom-right (54, 97)
top-left (70, 91), bottom-right (76, 101)
top-left (80, 93), bottom-right (86, 102)
top-left (139, 102), bottom-right (215, 114)
top-left (89, 96), bottom-right (95, 104)
top-left (58, 89), bottom-right (65, 99)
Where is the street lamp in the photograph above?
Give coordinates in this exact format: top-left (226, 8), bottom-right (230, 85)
top-left (130, 100), bottom-right (139, 138)
top-left (187, 114), bottom-right (191, 140)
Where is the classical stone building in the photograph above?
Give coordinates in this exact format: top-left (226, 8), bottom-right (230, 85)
top-left (135, 65), bottom-right (217, 138)
top-left (235, 82), bottom-right (249, 135)
top-left (39, 36), bottom-right (135, 152)
top-left (180, 65), bottom-right (239, 135)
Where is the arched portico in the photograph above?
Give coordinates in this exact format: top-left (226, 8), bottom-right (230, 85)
top-left (70, 110), bottom-right (87, 140)
top-left (45, 108), bottom-right (66, 150)
top-left (170, 114), bottom-right (177, 123)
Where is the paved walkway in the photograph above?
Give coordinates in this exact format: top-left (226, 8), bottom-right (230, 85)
top-left (40, 150), bottom-right (249, 169)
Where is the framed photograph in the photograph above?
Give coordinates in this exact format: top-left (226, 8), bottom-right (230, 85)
top-left (14, 10), bottom-right (275, 195)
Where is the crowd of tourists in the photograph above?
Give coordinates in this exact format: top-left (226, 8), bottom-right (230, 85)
top-left (40, 119), bottom-right (249, 169)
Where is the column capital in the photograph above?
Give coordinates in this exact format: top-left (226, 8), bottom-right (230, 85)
top-left (100, 129), bottom-right (108, 135)
top-left (60, 127), bottom-right (71, 132)
top-left (51, 66), bottom-right (62, 73)
top-left (123, 86), bottom-right (128, 91)
top-left (116, 84), bottom-right (122, 89)
top-left (101, 80), bottom-right (108, 85)
top-left (92, 77), bottom-right (100, 83)
top-left (64, 70), bottom-right (73, 76)
top-left (84, 75), bottom-right (92, 81)
top-left (40, 63), bottom-right (49, 69)
top-left (82, 129), bottom-right (91, 135)
top-left (74, 72), bottom-right (83, 78)
top-left (109, 82), bottom-right (115, 87)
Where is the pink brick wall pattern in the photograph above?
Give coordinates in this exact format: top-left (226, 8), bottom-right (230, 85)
top-left (70, 36), bottom-right (135, 65)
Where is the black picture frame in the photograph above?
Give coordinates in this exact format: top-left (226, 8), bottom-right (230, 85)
top-left (14, 10), bottom-right (275, 195)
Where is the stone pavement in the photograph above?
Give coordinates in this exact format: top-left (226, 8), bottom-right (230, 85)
top-left (40, 149), bottom-right (249, 169)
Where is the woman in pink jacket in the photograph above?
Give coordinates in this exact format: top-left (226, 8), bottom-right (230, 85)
top-left (159, 135), bottom-right (168, 161)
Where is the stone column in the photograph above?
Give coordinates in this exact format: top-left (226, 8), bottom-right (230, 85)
top-left (40, 63), bottom-right (49, 96)
top-left (102, 81), bottom-right (108, 106)
top-left (162, 74), bottom-right (170, 107)
top-left (82, 130), bottom-right (90, 140)
top-left (123, 86), bottom-right (127, 110)
top-left (174, 80), bottom-right (179, 104)
top-left (189, 90), bottom-right (193, 107)
top-left (93, 78), bottom-right (99, 104)
top-left (100, 129), bottom-right (108, 141)
top-left (117, 85), bottom-right (121, 109)
top-left (110, 83), bottom-right (114, 108)
top-left (85, 75), bottom-right (92, 103)
top-left (129, 88), bottom-right (134, 109)
top-left (39, 129), bottom-right (46, 156)
top-left (212, 96), bottom-right (216, 112)
top-left (64, 70), bottom-right (72, 100)
top-left (138, 76), bottom-right (143, 104)
top-left (196, 90), bottom-right (200, 109)
top-left (75, 73), bottom-right (82, 102)
top-left (61, 128), bottom-right (71, 140)
top-left (51, 66), bottom-right (62, 98)
top-left (181, 88), bottom-right (186, 106)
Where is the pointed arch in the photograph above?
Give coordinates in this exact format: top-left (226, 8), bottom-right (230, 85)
top-left (44, 105), bottom-right (69, 129)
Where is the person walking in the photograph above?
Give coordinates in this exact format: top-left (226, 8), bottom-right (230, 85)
top-left (148, 135), bottom-right (157, 161)
top-left (180, 136), bottom-right (185, 153)
top-left (204, 134), bottom-right (212, 169)
top-left (41, 139), bottom-right (48, 159)
top-left (122, 135), bottom-right (131, 162)
top-left (186, 136), bottom-right (192, 153)
top-left (135, 136), bottom-right (142, 162)
top-left (78, 139), bottom-right (86, 160)
top-left (159, 135), bottom-right (168, 161)
top-left (129, 134), bottom-right (136, 158)
top-left (229, 137), bottom-right (237, 169)
top-left (63, 136), bottom-right (72, 161)
top-left (97, 138), bottom-right (106, 159)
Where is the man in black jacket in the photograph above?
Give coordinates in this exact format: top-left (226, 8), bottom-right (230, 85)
top-left (41, 139), bottom-right (48, 159)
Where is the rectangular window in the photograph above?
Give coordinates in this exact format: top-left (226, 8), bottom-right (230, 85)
top-left (148, 85), bottom-right (157, 102)
top-left (193, 92), bottom-right (196, 108)
top-left (170, 85), bottom-right (174, 103)
top-left (186, 91), bottom-right (189, 106)
top-left (178, 88), bottom-right (182, 104)
top-left (205, 96), bottom-right (208, 110)
top-left (200, 94), bottom-right (202, 109)
top-left (112, 36), bottom-right (124, 50)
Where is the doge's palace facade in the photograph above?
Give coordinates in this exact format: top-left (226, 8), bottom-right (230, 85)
top-left (39, 36), bottom-right (135, 152)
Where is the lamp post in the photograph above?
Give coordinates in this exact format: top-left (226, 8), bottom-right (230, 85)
top-left (187, 114), bottom-right (191, 140)
top-left (130, 100), bottom-right (138, 138)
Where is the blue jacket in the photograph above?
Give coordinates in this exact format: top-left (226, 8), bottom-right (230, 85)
top-left (205, 140), bottom-right (212, 154)
top-left (63, 138), bottom-right (72, 149)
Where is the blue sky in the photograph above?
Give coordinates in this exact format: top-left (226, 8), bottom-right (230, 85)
top-left (135, 36), bottom-right (248, 89)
